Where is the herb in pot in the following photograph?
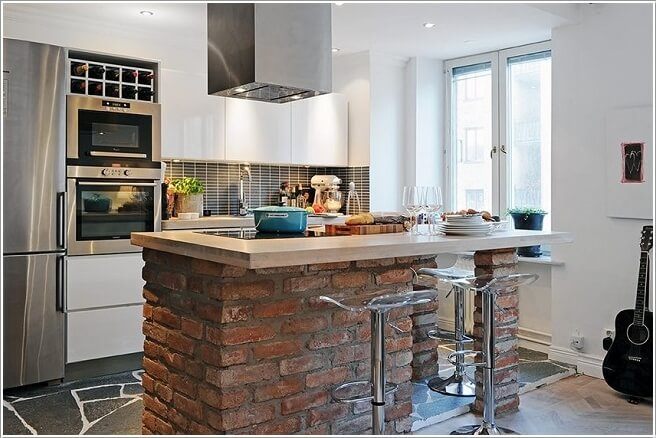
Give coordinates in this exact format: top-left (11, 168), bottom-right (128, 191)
top-left (169, 177), bottom-right (205, 195)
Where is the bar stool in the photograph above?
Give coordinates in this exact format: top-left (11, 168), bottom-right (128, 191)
top-left (447, 273), bottom-right (538, 435)
top-left (320, 288), bottom-right (439, 435)
top-left (416, 256), bottom-right (476, 397)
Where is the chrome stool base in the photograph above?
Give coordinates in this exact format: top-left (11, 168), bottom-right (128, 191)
top-left (427, 373), bottom-right (476, 397)
top-left (451, 423), bottom-right (518, 435)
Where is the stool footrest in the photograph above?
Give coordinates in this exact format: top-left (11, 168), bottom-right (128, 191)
top-left (447, 350), bottom-right (486, 368)
top-left (427, 329), bottom-right (473, 344)
top-left (331, 380), bottom-right (398, 403)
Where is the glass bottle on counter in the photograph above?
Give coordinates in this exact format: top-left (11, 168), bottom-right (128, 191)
top-left (296, 184), bottom-right (306, 209)
top-left (279, 182), bottom-right (290, 206)
top-left (346, 181), bottom-right (361, 216)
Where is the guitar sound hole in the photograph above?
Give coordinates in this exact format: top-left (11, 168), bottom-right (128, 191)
top-left (627, 323), bottom-right (650, 345)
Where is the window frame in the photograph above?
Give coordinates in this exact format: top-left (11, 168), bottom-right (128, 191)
top-left (444, 41), bottom-right (551, 218)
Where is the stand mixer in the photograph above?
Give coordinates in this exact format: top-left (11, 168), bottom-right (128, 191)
top-left (310, 175), bottom-right (342, 213)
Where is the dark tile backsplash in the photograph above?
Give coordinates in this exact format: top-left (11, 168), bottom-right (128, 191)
top-left (164, 160), bottom-right (370, 216)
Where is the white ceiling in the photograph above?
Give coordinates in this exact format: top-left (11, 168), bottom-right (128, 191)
top-left (3, 2), bottom-right (577, 60)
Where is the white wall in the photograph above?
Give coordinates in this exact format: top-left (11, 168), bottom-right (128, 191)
top-left (369, 53), bottom-right (408, 211)
top-left (550, 3), bottom-right (653, 376)
top-left (405, 57), bottom-right (444, 190)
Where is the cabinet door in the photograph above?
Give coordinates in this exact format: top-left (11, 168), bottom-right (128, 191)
top-left (67, 253), bottom-right (145, 311)
top-left (67, 305), bottom-right (144, 363)
top-left (160, 68), bottom-right (226, 160)
top-left (225, 98), bottom-right (291, 164)
top-left (291, 93), bottom-right (348, 166)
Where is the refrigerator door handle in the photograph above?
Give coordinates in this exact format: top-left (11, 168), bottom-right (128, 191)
top-left (57, 192), bottom-right (66, 249)
top-left (56, 255), bottom-right (66, 312)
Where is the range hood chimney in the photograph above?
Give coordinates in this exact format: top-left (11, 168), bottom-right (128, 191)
top-left (207, 3), bottom-right (332, 103)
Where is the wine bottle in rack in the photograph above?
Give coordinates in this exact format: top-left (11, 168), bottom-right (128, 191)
top-left (122, 69), bottom-right (138, 82)
top-left (137, 88), bottom-right (155, 101)
top-left (71, 79), bottom-right (86, 94)
top-left (105, 67), bottom-right (120, 81)
top-left (88, 82), bottom-right (103, 96)
top-left (88, 64), bottom-right (105, 79)
top-left (106, 83), bottom-right (120, 98)
top-left (71, 62), bottom-right (88, 77)
top-left (121, 85), bottom-right (137, 99)
top-left (138, 71), bottom-right (154, 85)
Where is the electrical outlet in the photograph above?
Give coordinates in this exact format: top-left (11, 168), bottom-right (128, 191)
top-left (605, 328), bottom-right (615, 339)
top-left (570, 334), bottom-right (584, 350)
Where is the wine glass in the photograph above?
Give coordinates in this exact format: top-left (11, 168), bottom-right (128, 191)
top-left (402, 186), bottom-right (421, 235)
top-left (424, 186), bottom-right (443, 235)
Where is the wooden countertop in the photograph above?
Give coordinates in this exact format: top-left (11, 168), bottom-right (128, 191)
top-left (132, 228), bottom-right (573, 269)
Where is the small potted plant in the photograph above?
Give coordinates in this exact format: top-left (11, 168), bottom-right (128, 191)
top-left (507, 207), bottom-right (548, 257)
top-left (170, 177), bottom-right (205, 217)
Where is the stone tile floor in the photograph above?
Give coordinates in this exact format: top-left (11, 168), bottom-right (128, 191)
top-left (2, 348), bottom-right (574, 435)
top-left (3, 370), bottom-right (143, 435)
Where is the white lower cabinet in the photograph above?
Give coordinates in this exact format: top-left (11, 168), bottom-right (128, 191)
top-left (66, 253), bottom-right (145, 363)
top-left (67, 305), bottom-right (144, 363)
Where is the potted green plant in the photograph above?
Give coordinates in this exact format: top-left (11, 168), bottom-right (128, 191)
top-left (170, 177), bottom-right (205, 216)
top-left (507, 207), bottom-right (548, 257)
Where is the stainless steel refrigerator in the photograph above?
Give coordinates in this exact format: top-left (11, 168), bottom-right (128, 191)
top-left (3, 39), bottom-right (67, 388)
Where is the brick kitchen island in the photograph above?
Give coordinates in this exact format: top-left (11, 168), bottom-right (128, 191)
top-left (132, 228), bottom-right (572, 435)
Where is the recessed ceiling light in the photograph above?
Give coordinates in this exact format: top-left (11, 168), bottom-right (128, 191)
top-left (335, 2), bottom-right (345, 6)
top-left (423, 22), bottom-right (436, 29)
top-left (331, 47), bottom-right (340, 53)
top-left (140, 10), bottom-right (154, 16)
top-left (291, 95), bottom-right (302, 100)
top-left (233, 87), bottom-right (246, 93)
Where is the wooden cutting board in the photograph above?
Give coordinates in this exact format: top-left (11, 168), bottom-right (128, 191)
top-left (325, 223), bottom-right (405, 236)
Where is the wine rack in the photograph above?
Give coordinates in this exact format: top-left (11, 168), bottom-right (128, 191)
top-left (68, 57), bottom-right (156, 103)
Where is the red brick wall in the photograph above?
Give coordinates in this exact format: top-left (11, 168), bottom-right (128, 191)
top-left (472, 248), bottom-right (520, 416)
top-left (140, 250), bottom-right (437, 435)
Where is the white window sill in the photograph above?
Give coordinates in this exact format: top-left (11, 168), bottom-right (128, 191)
top-left (453, 251), bottom-right (564, 266)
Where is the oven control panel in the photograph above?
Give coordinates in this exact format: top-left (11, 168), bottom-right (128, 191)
top-left (100, 168), bottom-right (131, 177)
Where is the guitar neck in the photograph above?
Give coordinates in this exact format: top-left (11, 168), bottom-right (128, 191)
top-left (634, 251), bottom-right (650, 325)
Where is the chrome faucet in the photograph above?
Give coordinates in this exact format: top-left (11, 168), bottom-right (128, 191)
top-left (238, 165), bottom-right (252, 216)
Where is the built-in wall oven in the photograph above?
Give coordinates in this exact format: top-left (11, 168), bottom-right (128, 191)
top-left (67, 165), bottom-right (161, 255)
top-left (66, 95), bottom-right (161, 166)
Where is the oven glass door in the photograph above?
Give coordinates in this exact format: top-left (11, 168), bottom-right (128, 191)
top-left (76, 181), bottom-right (155, 241)
top-left (78, 110), bottom-right (152, 159)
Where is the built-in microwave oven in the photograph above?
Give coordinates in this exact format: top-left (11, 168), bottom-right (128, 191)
top-left (66, 95), bottom-right (161, 166)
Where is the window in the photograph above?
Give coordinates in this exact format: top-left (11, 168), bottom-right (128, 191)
top-left (445, 42), bottom-right (551, 228)
top-left (465, 189), bottom-right (485, 211)
top-left (463, 127), bottom-right (485, 163)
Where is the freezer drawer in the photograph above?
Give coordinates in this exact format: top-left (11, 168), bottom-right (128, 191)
top-left (3, 253), bottom-right (65, 388)
top-left (67, 305), bottom-right (144, 363)
top-left (67, 253), bottom-right (145, 310)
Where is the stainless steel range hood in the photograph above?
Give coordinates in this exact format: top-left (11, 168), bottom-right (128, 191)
top-left (207, 3), bottom-right (332, 103)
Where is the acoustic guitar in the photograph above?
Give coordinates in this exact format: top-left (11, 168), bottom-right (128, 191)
top-left (602, 225), bottom-right (653, 399)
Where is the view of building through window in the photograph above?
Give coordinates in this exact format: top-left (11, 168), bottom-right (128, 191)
top-left (452, 63), bottom-right (493, 211)
top-left (507, 52), bottom-right (552, 228)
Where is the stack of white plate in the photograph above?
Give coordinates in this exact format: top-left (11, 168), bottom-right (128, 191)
top-left (436, 214), bottom-right (493, 236)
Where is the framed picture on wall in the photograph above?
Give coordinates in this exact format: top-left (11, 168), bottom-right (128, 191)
top-left (605, 107), bottom-right (652, 219)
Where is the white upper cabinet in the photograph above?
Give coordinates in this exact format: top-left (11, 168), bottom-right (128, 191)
top-left (225, 98), bottom-right (292, 164)
top-left (291, 93), bottom-right (348, 166)
top-left (160, 68), bottom-right (226, 160)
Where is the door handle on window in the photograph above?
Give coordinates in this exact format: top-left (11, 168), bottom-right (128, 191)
top-left (490, 146), bottom-right (497, 159)
top-left (500, 145), bottom-right (507, 154)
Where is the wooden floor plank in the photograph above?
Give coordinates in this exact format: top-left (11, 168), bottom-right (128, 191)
top-left (414, 375), bottom-right (653, 435)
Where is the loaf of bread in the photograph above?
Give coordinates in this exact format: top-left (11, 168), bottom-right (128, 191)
top-left (345, 212), bottom-right (375, 225)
